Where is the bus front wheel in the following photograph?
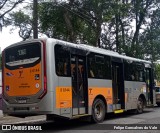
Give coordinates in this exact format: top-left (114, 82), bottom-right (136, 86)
top-left (92, 98), bottom-right (105, 123)
top-left (137, 97), bottom-right (144, 113)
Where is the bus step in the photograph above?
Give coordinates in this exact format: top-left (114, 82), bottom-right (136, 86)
top-left (72, 114), bottom-right (90, 119)
top-left (146, 104), bottom-right (154, 108)
top-left (114, 109), bottom-right (124, 114)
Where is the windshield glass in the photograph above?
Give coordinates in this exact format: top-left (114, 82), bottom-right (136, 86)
top-left (5, 42), bottom-right (41, 70)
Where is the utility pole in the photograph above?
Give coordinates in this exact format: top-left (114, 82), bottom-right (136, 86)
top-left (33, 0), bottom-right (38, 39)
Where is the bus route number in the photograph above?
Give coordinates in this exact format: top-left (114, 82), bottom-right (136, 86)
top-left (60, 88), bottom-right (70, 92)
top-left (18, 49), bottom-right (26, 56)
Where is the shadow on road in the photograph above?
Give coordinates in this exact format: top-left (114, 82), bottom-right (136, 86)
top-left (7, 108), bottom-right (154, 132)
top-left (0, 107), bottom-right (156, 132)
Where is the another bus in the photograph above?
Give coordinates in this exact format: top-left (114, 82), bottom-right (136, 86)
top-left (2, 38), bottom-right (155, 123)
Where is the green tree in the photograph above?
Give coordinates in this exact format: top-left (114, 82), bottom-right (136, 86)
top-left (39, 0), bottom-right (113, 46)
top-left (4, 0), bottom-right (160, 63)
top-left (0, 0), bottom-right (25, 31)
top-left (139, 8), bottom-right (160, 62)
top-left (101, 0), bottom-right (131, 52)
top-left (39, 2), bottom-right (75, 41)
top-left (101, 0), bottom-right (157, 57)
top-left (9, 10), bottom-right (32, 40)
top-left (155, 64), bottom-right (160, 81)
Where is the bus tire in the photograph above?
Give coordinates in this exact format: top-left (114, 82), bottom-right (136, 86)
top-left (137, 97), bottom-right (144, 114)
top-left (92, 98), bottom-right (105, 123)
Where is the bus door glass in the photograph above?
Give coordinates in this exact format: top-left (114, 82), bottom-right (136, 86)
top-left (71, 55), bottom-right (87, 115)
top-left (112, 60), bottom-right (125, 109)
top-left (145, 68), bottom-right (154, 105)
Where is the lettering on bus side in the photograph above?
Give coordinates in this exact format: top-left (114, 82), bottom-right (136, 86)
top-left (30, 68), bottom-right (40, 73)
top-left (60, 88), bottom-right (70, 92)
top-left (89, 88), bottom-right (93, 95)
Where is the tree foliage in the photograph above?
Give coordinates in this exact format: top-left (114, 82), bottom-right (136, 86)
top-left (0, 0), bottom-right (25, 31)
top-left (38, 0), bottom-right (160, 60)
top-left (155, 64), bottom-right (160, 81)
top-left (9, 10), bottom-right (32, 40)
top-left (3, 0), bottom-right (160, 63)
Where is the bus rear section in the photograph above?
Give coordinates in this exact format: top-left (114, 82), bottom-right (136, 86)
top-left (2, 41), bottom-right (51, 117)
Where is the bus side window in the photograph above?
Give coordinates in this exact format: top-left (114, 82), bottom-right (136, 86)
top-left (56, 62), bottom-right (63, 75)
top-left (87, 52), bottom-right (111, 79)
top-left (90, 69), bottom-right (95, 77)
top-left (64, 60), bottom-right (70, 76)
top-left (124, 60), bottom-right (135, 81)
top-left (55, 44), bottom-right (71, 77)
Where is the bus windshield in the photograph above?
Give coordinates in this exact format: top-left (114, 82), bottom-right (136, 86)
top-left (5, 42), bottom-right (41, 70)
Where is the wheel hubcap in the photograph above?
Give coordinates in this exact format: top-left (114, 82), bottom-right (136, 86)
top-left (138, 99), bottom-right (143, 111)
top-left (95, 104), bottom-right (102, 119)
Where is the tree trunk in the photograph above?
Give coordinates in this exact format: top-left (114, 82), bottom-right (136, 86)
top-left (119, 18), bottom-right (125, 53)
top-left (95, 22), bottom-right (101, 47)
top-left (115, 13), bottom-right (120, 53)
top-left (33, 0), bottom-right (38, 39)
top-left (63, 9), bottom-right (75, 42)
top-left (63, 0), bottom-right (75, 43)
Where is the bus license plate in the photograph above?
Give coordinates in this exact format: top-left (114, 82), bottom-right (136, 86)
top-left (18, 100), bottom-right (27, 103)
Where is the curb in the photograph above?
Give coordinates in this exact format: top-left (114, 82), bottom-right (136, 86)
top-left (0, 115), bottom-right (46, 125)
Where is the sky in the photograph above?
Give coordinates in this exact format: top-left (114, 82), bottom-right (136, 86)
top-left (0, 26), bottom-right (22, 52)
top-left (0, 0), bottom-right (31, 52)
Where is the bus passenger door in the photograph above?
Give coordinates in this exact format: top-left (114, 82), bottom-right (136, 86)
top-left (71, 55), bottom-right (88, 115)
top-left (112, 60), bottom-right (125, 109)
top-left (145, 68), bottom-right (155, 105)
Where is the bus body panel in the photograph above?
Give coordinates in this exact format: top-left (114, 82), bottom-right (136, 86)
top-left (2, 39), bottom-right (55, 116)
top-left (55, 77), bottom-right (72, 118)
top-left (124, 81), bottom-right (147, 110)
top-left (2, 90), bottom-right (54, 116)
top-left (87, 79), bottom-right (113, 114)
top-left (46, 39), bottom-right (72, 118)
top-left (2, 38), bottom-right (155, 120)
top-left (3, 41), bottom-right (45, 105)
top-left (4, 63), bottom-right (42, 97)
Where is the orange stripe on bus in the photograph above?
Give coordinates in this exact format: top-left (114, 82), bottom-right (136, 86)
top-left (56, 87), bottom-right (113, 108)
top-left (56, 87), bottom-right (72, 108)
top-left (88, 87), bottom-right (113, 106)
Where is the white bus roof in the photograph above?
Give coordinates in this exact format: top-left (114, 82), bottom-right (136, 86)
top-left (54, 39), bottom-right (151, 64)
top-left (4, 38), bottom-right (151, 64)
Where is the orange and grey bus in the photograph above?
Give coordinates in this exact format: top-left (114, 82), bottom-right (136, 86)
top-left (2, 38), bottom-right (155, 123)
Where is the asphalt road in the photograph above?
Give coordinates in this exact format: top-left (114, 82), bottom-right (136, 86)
top-left (0, 106), bottom-right (160, 133)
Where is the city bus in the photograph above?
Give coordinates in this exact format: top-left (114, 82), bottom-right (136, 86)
top-left (2, 38), bottom-right (155, 123)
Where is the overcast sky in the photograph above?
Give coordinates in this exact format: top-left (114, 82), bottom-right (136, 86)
top-left (0, 27), bottom-right (22, 52)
